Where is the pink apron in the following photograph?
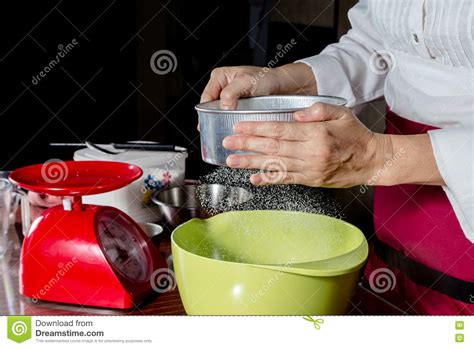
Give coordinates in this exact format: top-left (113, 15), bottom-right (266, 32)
top-left (364, 110), bottom-right (474, 315)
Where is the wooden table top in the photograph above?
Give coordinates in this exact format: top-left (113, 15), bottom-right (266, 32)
top-left (0, 221), bottom-right (403, 316)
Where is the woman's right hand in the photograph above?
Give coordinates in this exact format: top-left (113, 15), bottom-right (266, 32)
top-left (200, 63), bottom-right (317, 110)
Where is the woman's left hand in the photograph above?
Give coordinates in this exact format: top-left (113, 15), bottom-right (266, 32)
top-left (223, 103), bottom-right (385, 187)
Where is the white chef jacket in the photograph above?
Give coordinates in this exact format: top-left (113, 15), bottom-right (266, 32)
top-left (298, 0), bottom-right (474, 241)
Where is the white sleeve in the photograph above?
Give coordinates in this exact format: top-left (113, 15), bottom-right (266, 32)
top-left (296, 0), bottom-right (386, 107)
top-left (428, 128), bottom-right (474, 241)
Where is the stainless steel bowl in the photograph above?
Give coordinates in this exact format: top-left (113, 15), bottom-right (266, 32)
top-left (137, 222), bottom-right (164, 239)
top-left (195, 95), bottom-right (347, 165)
top-left (195, 184), bottom-right (253, 213)
top-left (151, 184), bottom-right (252, 229)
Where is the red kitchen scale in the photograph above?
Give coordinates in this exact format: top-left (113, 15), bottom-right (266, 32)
top-left (9, 161), bottom-right (167, 309)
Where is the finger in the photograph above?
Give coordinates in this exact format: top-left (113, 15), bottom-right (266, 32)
top-left (233, 121), bottom-right (304, 141)
top-left (226, 154), bottom-right (304, 172)
top-left (200, 71), bottom-right (228, 103)
top-left (223, 135), bottom-right (300, 158)
top-left (250, 171), bottom-right (308, 186)
top-left (219, 78), bottom-right (254, 110)
top-left (294, 102), bottom-right (348, 122)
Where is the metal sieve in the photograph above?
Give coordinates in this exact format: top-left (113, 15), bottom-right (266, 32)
top-left (195, 95), bottom-right (347, 165)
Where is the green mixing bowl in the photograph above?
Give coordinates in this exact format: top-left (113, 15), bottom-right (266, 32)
top-left (171, 210), bottom-right (368, 315)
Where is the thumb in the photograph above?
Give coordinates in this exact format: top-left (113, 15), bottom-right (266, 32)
top-left (294, 102), bottom-right (347, 122)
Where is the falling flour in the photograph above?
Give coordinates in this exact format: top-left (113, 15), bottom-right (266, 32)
top-left (198, 167), bottom-right (343, 218)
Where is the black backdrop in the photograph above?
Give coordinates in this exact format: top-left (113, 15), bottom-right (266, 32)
top-left (0, 0), bottom-right (337, 178)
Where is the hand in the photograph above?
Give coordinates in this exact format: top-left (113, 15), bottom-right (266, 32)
top-left (200, 63), bottom-right (317, 109)
top-left (222, 103), bottom-right (383, 187)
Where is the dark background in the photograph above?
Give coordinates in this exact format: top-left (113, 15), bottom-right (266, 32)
top-left (0, 0), bottom-right (341, 178)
